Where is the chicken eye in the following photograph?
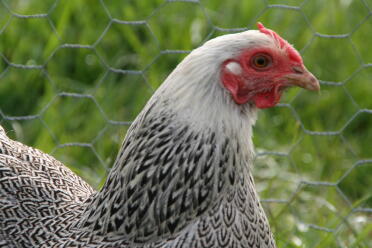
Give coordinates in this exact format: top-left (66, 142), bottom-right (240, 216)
top-left (251, 54), bottom-right (272, 69)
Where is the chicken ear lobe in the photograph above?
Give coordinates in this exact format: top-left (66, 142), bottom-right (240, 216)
top-left (221, 65), bottom-right (250, 105)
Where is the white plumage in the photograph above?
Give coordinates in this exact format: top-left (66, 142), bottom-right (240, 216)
top-left (0, 24), bottom-right (318, 247)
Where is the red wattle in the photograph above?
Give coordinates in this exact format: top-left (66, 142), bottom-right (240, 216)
top-left (253, 85), bottom-right (282, 109)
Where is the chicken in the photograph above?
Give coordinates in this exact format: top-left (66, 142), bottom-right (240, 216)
top-left (0, 23), bottom-right (319, 248)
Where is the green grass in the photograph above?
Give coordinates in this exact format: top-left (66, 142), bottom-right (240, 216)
top-left (0, 0), bottom-right (371, 247)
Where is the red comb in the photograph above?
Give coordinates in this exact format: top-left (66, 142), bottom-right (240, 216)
top-left (256, 22), bottom-right (302, 63)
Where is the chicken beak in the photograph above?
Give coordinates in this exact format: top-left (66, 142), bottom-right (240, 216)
top-left (284, 66), bottom-right (320, 91)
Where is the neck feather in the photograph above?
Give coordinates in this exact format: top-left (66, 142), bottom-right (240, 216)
top-left (79, 49), bottom-right (258, 244)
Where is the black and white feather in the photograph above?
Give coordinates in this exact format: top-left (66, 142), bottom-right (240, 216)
top-left (0, 30), bottom-right (277, 248)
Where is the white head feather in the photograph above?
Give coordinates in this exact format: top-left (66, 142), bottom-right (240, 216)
top-left (145, 30), bottom-right (277, 140)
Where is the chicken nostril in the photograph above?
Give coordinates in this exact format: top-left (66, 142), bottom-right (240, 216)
top-left (292, 66), bottom-right (303, 74)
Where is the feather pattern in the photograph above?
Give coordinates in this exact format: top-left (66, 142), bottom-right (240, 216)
top-left (0, 29), bottom-right (279, 247)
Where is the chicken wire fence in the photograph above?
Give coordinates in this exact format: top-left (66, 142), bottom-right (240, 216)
top-left (0, 0), bottom-right (371, 247)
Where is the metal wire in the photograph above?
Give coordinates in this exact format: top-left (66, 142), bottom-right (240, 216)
top-left (0, 0), bottom-right (370, 247)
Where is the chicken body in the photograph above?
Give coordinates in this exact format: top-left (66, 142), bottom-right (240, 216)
top-left (0, 24), bottom-right (318, 247)
top-left (0, 111), bottom-right (274, 247)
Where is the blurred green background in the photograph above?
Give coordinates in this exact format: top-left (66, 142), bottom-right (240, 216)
top-left (0, 0), bottom-right (371, 247)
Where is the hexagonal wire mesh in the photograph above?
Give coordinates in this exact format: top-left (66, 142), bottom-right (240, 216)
top-left (0, 0), bottom-right (371, 247)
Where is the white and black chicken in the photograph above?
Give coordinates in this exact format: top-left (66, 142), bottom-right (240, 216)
top-left (0, 23), bottom-right (319, 247)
